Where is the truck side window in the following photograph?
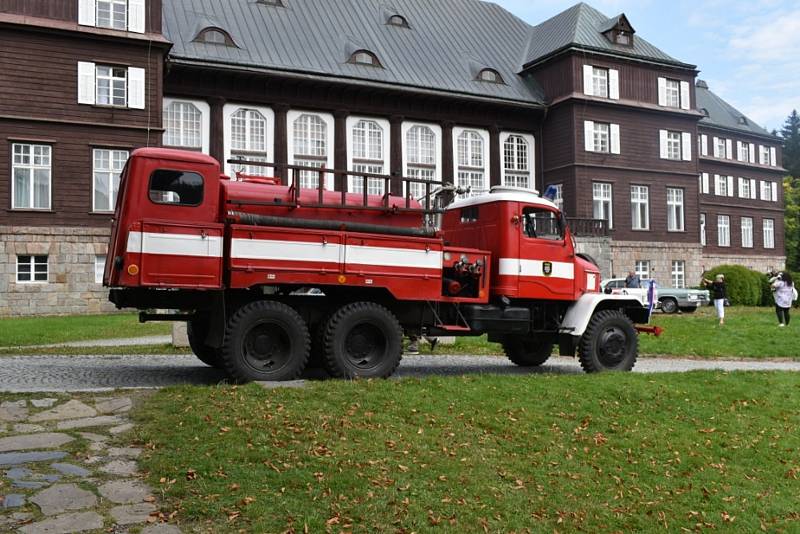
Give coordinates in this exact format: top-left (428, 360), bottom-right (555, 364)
top-left (522, 207), bottom-right (563, 241)
top-left (149, 170), bottom-right (204, 206)
top-left (460, 206), bottom-right (479, 223)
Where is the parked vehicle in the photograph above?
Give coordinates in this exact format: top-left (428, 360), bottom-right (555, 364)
top-left (601, 278), bottom-right (709, 313)
top-left (105, 148), bottom-right (654, 381)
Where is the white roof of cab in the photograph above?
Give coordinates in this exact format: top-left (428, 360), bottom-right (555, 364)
top-left (446, 187), bottom-right (558, 211)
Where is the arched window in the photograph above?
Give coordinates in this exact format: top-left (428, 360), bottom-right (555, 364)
top-left (406, 125), bottom-right (436, 199)
top-left (349, 50), bottom-right (382, 68)
top-left (503, 135), bottom-right (530, 188)
top-left (456, 130), bottom-right (486, 197)
top-left (350, 119), bottom-right (385, 195)
top-left (194, 28), bottom-right (236, 46)
top-left (230, 109), bottom-right (268, 176)
top-left (477, 68), bottom-right (504, 84)
top-left (163, 101), bottom-right (202, 149)
top-left (387, 14), bottom-right (409, 28)
top-left (293, 113), bottom-right (328, 189)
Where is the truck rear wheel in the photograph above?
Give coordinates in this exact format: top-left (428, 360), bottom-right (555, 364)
top-left (578, 310), bottom-right (638, 373)
top-left (502, 336), bottom-right (553, 367)
top-left (221, 301), bottom-right (310, 382)
top-left (323, 302), bottom-right (403, 379)
top-left (187, 315), bottom-right (223, 369)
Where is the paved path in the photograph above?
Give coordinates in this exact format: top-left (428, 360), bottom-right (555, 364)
top-left (7, 336), bottom-right (172, 350)
top-left (1, 354), bottom-right (800, 393)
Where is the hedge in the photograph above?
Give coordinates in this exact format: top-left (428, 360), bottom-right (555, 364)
top-left (702, 265), bottom-right (763, 306)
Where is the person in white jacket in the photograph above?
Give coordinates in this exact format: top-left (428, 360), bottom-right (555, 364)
top-left (770, 272), bottom-right (796, 327)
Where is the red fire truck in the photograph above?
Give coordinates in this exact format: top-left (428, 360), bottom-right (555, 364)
top-left (105, 148), bottom-right (651, 382)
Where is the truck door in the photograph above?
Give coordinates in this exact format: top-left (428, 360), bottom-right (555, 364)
top-left (516, 205), bottom-right (574, 298)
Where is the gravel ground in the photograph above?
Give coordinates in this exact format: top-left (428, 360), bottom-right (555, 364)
top-left (2, 354), bottom-right (800, 393)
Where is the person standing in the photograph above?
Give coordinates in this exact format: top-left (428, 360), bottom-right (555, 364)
top-left (771, 272), bottom-right (796, 327)
top-left (703, 273), bottom-right (727, 326)
top-left (625, 271), bottom-right (641, 289)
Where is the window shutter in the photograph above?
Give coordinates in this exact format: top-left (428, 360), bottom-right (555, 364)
top-left (78, 0), bottom-right (96, 26)
top-left (128, 0), bottom-right (146, 33)
top-left (127, 67), bottom-right (146, 109)
top-left (657, 77), bottom-right (667, 106)
top-left (659, 129), bottom-right (668, 159)
top-left (771, 182), bottom-right (778, 202)
top-left (736, 141), bottom-right (743, 161)
top-left (583, 65), bottom-right (593, 96)
top-left (681, 132), bottom-right (692, 161)
top-left (725, 139), bottom-right (733, 159)
top-left (738, 177), bottom-right (744, 197)
top-left (679, 81), bottom-right (690, 110)
top-left (712, 137), bottom-right (719, 158)
top-left (609, 69), bottom-right (619, 100)
top-left (770, 147), bottom-right (777, 166)
top-left (713, 175), bottom-right (720, 196)
top-left (750, 178), bottom-right (756, 199)
top-left (727, 176), bottom-right (734, 197)
top-left (77, 61), bottom-right (96, 105)
top-left (748, 143), bottom-right (755, 163)
top-left (702, 173), bottom-right (709, 194)
top-left (610, 124), bottom-right (620, 154)
top-left (701, 134), bottom-right (708, 156)
top-left (584, 121), bottom-right (594, 152)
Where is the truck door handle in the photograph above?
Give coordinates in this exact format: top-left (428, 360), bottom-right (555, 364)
top-left (200, 230), bottom-right (207, 239)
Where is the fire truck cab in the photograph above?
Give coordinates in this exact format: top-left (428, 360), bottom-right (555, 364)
top-left (106, 148), bottom-right (650, 382)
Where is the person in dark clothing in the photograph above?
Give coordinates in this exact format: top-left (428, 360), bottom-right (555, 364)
top-left (625, 271), bottom-right (641, 289)
top-left (702, 273), bottom-right (727, 325)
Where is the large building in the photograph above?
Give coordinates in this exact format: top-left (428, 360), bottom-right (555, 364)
top-left (0, 0), bottom-right (786, 316)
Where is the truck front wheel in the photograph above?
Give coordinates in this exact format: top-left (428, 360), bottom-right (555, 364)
top-left (502, 336), bottom-right (553, 367)
top-left (578, 310), bottom-right (638, 372)
top-left (323, 302), bottom-right (403, 379)
top-left (187, 315), bottom-right (223, 369)
top-left (221, 301), bottom-right (311, 382)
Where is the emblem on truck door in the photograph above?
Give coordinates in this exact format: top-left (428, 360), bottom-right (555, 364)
top-left (543, 261), bottom-right (553, 276)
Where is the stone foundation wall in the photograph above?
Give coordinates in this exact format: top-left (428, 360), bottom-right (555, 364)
top-left (701, 254), bottom-right (787, 276)
top-left (574, 236), bottom-right (613, 279)
top-left (0, 226), bottom-right (115, 317)
top-left (610, 240), bottom-right (705, 287)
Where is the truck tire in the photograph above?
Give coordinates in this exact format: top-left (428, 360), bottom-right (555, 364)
top-left (660, 298), bottom-right (678, 314)
top-left (323, 302), bottom-right (403, 379)
top-left (578, 310), bottom-right (638, 373)
top-left (308, 314), bottom-right (332, 370)
top-left (187, 316), bottom-right (223, 368)
top-left (502, 336), bottom-right (553, 367)
top-left (221, 301), bottom-right (310, 383)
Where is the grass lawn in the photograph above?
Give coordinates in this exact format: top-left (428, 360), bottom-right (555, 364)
top-left (136, 372), bottom-right (800, 533)
top-left (0, 313), bottom-right (171, 348)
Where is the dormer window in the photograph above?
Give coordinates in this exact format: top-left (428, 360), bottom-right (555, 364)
top-left (615, 30), bottom-right (631, 45)
top-left (738, 116), bottom-right (748, 125)
top-left (349, 50), bottom-right (382, 67)
top-left (600, 14), bottom-right (635, 47)
top-left (387, 14), bottom-right (409, 28)
top-left (194, 27), bottom-right (237, 47)
top-left (477, 68), bottom-right (504, 84)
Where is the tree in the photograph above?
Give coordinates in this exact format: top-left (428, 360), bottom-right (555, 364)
top-left (785, 177), bottom-right (800, 271)
top-left (781, 110), bottom-right (800, 177)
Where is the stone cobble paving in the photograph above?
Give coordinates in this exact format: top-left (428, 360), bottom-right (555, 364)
top-left (0, 395), bottom-right (181, 534)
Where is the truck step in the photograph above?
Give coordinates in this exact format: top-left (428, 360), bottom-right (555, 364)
top-left (436, 325), bottom-right (472, 332)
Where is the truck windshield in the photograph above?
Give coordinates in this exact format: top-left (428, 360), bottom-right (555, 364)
top-left (522, 207), bottom-right (563, 241)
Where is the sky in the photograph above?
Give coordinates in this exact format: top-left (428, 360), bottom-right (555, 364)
top-left (493, 0), bottom-right (799, 133)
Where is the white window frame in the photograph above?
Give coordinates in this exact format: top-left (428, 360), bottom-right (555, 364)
top-left (163, 98), bottom-right (210, 154)
top-left (92, 148), bottom-right (128, 212)
top-left (741, 217), bottom-right (753, 248)
top-left (700, 213), bottom-right (706, 246)
top-left (11, 143), bottom-right (52, 210)
top-left (759, 145), bottom-right (770, 166)
top-left (346, 116), bottom-right (391, 195)
top-left (224, 104), bottom-right (274, 178)
top-left (79, 0), bottom-right (144, 33)
top-left (583, 65), bottom-right (619, 99)
top-left (763, 219), bottom-right (775, 249)
top-left (718, 215), bottom-right (730, 247)
top-left (630, 185), bottom-right (649, 231)
top-left (287, 111), bottom-right (335, 190)
top-left (667, 187), bottom-right (684, 232)
top-left (95, 65), bottom-right (127, 107)
top-left (453, 127), bottom-right (490, 197)
top-left (95, 255), bottom-right (106, 284)
top-left (16, 255), bottom-right (48, 284)
top-left (402, 122), bottom-right (442, 200)
top-left (635, 260), bottom-right (651, 280)
top-left (738, 177), bottom-right (750, 199)
top-left (593, 122), bottom-right (609, 153)
top-left (664, 78), bottom-right (680, 108)
top-left (96, 0), bottom-right (128, 30)
top-left (671, 260), bottom-right (685, 289)
top-left (500, 132), bottom-right (535, 190)
top-left (592, 181), bottom-right (613, 229)
top-left (658, 77), bottom-right (690, 109)
top-left (666, 131), bottom-right (681, 160)
top-left (700, 172), bottom-right (710, 194)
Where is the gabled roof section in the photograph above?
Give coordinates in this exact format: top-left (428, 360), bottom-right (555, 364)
top-left (522, 2), bottom-right (694, 69)
top-left (163, 0), bottom-right (545, 105)
top-left (695, 80), bottom-right (775, 138)
top-left (596, 13), bottom-right (633, 35)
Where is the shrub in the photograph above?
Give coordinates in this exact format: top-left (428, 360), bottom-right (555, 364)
top-left (702, 265), bottom-right (762, 306)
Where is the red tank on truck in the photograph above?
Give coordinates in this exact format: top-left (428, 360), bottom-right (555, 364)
top-left (104, 148), bottom-right (658, 382)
